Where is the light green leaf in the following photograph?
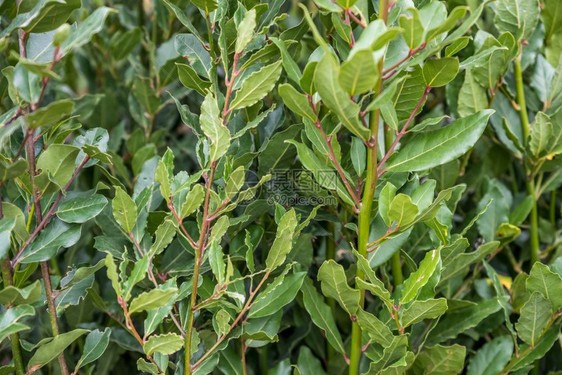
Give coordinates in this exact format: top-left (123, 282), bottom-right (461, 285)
top-left (516, 292), bottom-right (552, 347)
top-left (176, 63), bottom-right (211, 95)
top-left (401, 249), bottom-right (440, 304)
top-left (36, 144), bottom-right (80, 191)
top-left (236, 9), bottom-right (256, 53)
top-left (399, 8), bottom-right (424, 49)
top-left (143, 333), bottom-right (183, 356)
top-left (388, 193), bottom-right (419, 228)
top-left (200, 93), bottom-right (231, 161)
top-left (317, 260), bottom-right (360, 315)
top-left (401, 298), bottom-right (447, 328)
top-left (300, 278), bottom-right (345, 354)
top-left (356, 309), bottom-right (394, 347)
top-left (27, 329), bottom-right (89, 373)
top-left (423, 58), bottom-right (459, 87)
top-left (191, 0), bottom-right (218, 14)
top-left (181, 184), bottom-right (205, 218)
top-left (112, 186), bottom-right (137, 233)
top-left (25, 99), bottom-right (74, 129)
top-left (249, 271), bottom-right (306, 318)
top-left (0, 280), bottom-right (41, 306)
top-left (129, 288), bottom-right (178, 314)
top-left (230, 61), bottom-right (282, 110)
top-left (339, 50), bottom-right (378, 95)
top-left (313, 54), bottom-right (370, 141)
top-left (385, 110), bottom-right (494, 173)
top-left (265, 208), bottom-right (297, 270)
top-left (458, 70), bottom-right (488, 118)
top-left (278, 84), bottom-right (316, 123)
top-left (149, 218), bottom-right (177, 257)
top-left (526, 262), bottom-right (562, 310)
top-left (74, 328), bottom-right (111, 372)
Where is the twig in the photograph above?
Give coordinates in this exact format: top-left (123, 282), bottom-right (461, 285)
top-left (377, 86), bottom-right (431, 176)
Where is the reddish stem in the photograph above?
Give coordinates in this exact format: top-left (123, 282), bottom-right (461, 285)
top-left (377, 86), bottom-right (431, 176)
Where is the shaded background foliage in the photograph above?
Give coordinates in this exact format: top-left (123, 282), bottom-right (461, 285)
top-left (1, 0), bottom-right (562, 374)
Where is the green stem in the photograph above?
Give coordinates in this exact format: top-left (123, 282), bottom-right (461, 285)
top-left (514, 52), bottom-right (540, 266)
top-left (350, 4), bottom-right (387, 371)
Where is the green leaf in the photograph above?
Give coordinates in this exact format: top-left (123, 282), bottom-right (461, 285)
top-left (339, 50), bottom-right (378, 95)
top-left (313, 54), bottom-right (370, 141)
top-left (0, 304), bottom-right (35, 343)
top-left (265, 208), bottom-right (297, 269)
top-left (441, 241), bottom-right (500, 282)
top-left (36, 144), bottom-right (80, 191)
top-left (0, 218), bottom-right (15, 260)
top-left (317, 260), bottom-right (360, 315)
top-left (422, 58), bottom-right (459, 87)
top-left (122, 255), bottom-right (149, 301)
top-left (300, 278), bottom-right (345, 354)
top-left (19, 220), bottom-right (81, 264)
top-left (366, 335), bottom-right (408, 372)
top-left (143, 333), bottom-right (184, 356)
top-left (175, 34), bottom-right (212, 78)
top-left (401, 249), bottom-right (440, 304)
top-left (27, 329), bottom-right (89, 373)
top-left (60, 7), bottom-right (116, 56)
top-left (112, 186), bottom-right (137, 233)
top-left (494, 0), bottom-right (540, 41)
top-left (200, 93), bottom-right (231, 161)
top-left (401, 298), bottom-right (447, 328)
top-left (0, 280), bottom-right (41, 306)
top-left (350, 137), bottom-right (366, 177)
top-left (25, 99), bottom-right (74, 129)
top-left (516, 292), bottom-right (552, 347)
top-left (388, 193), bottom-right (419, 228)
top-left (191, 0), bottom-right (218, 14)
top-left (412, 344), bottom-right (466, 375)
top-left (105, 254), bottom-right (121, 297)
top-left (526, 262), bottom-right (562, 310)
top-left (356, 309), bottom-right (394, 347)
top-left (181, 184), bottom-right (205, 218)
top-left (133, 76), bottom-right (160, 115)
top-left (0, 159), bottom-right (27, 183)
top-left (56, 193), bottom-right (108, 223)
top-left (425, 6), bottom-right (469, 41)
top-left (74, 328), bottom-right (111, 373)
top-left (427, 298), bottom-right (502, 344)
top-left (149, 218), bottom-right (176, 257)
top-left (296, 346), bottom-right (326, 375)
top-left (385, 110), bottom-right (494, 173)
top-left (176, 63), bottom-right (211, 95)
top-left (236, 8), bottom-right (256, 53)
top-left (270, 37), bottom-right (302, 84)
top-left (230, 61), bottom-right (282, 110)
top-left (278, 84), bottom-right (316, 123)
top-left (467, 336), bottom-right (513, 375)
top-left (399, 8), bottom-right (424, 49)
top-left (249, 271), bottom-right (306, 318)
top-left (507, 323), bottom-right (561, 371)
top-left (129, 288), bottom-right (178, 314)
top-left (55, 259), bottom-right (105, 314)
top-left (458, 70), bottom-right (488, 118)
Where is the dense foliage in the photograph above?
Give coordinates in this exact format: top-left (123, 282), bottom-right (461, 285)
top-left (1, 0), bottom-right (562, 374)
